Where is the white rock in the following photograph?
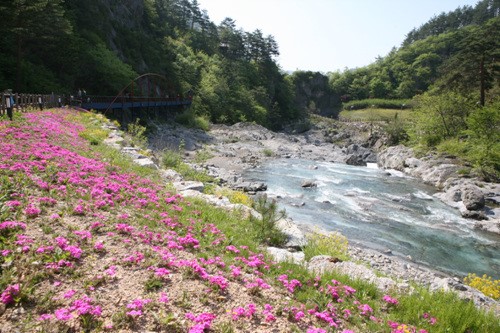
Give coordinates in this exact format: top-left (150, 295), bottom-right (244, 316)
top-left (267, 247), bottom-right (305, 264)
top-left (133, 158), bottom-right (158, 169)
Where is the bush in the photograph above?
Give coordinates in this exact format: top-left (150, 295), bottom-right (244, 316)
top-left (303, 230), bottom-right (349, 261)
top-left (464, 273), bottom-right (500, 300)
top-left (127, 118), bottom-right (147, 147)
top-left (175, 109), bottom-right (210, 131)
top-left (250, 194), bottom-right (288, 247)
top-left (162, 150), bottom-right (183, 169)
top-left (212, 188), bottom-right (253, 206)
top-left (262, 149), bottom-right (274, 157)
top-left (384, 114), bottom-right (409, 145)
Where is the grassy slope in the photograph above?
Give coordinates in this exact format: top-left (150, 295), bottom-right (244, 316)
top-left (338, 109), bottom-right (413, 122)
top-left (0, 109), bottom-right (498, 333)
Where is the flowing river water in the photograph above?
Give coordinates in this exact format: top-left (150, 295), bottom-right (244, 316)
top-left (245, 158), bottom-right (500, 279)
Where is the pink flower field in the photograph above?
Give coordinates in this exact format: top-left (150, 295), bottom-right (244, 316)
top-left (0, 109), bottom-right (496, 332)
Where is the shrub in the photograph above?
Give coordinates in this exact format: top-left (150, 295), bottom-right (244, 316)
top-left (194, 148), bottom-right (213, 164)
top-left (213, 188), bottom-right (253, 206)
top-left (175, 109), bottom-right (210, 131)
top-left (384, 114), bottom-right (409, 145)
top-left (262, 149), bottom-right (274, 157)
top-left (464, 273), bottom-right (500, 300)
top-left (162, 150), bottom-right (183, 169)
top-left (127, 118), bottom-right (147, 147)
top-left (79, 128), bottom-right (109, 145)
top-left (250, 194), bottom-right (288, 247)
top-left (303, 230), bottom-right (349, 261)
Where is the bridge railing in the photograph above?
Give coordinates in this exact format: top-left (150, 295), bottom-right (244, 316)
top-left (1, 92), bottom-right (192, 118)
top-left (1, 92), bottom-right (66, 116)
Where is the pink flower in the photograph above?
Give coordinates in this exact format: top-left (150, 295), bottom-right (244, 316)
top-left (225, 245), bottom-right (240, 253)
top-left (245, 277), bottom-right (271, 290)
top-left (230, 265), bottom-right (242, 277)
top-left (126, 310), bottom-right (142, 317)
top-left (54, 308), bottom-right (73, 321)
top-left (208, 275), bottom-right (228, 290)
top-left (127, 298), bottom-right (151, 310)
top-left (65, 245), bottom-right (83, 259)
top-left (295, 310), bottom-right (305, 321)
top-left (383, 295), bottom-right (399, 305)
top-left (1, 284), bottom-right (20, 305)
top-left (74, 230), bottom-right (92, 240)
top-left (25, 203), bottom-right (41, 217)
top-left (63, 289), bottom-right (76, 299)
top-left (94, 242), bottom-right (104, 251)
top-left (307, 328), bottom-right (327, 333)
top-left (5, 200), bottom-right (21, 209)
top-left (358, 303), bottom-right (373, 316)
top-left (73, 204), bottom-right (85, 215)
top-left (153, 267), bottom-right (170, 277)
top-left (343, 285), bottom-right (356, 296)
top-left (158, 292), bottom-right (169, 303)
top-left (277, 274), bottom-right (302, 293)
top-left (104, 265), bottom-right (117, 277)
top-left (38, 314), bottom-right (53, 321)
top-left (0, 221), bottom-right (26, 231)
top-left (185, 312), bottom-right (216, 333)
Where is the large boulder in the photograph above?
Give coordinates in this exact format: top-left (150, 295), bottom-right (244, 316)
top-left (275, 218), bottom-right (307, 249)
top-left (307, 256), bottom-right (397, 292)
top-left (377, 145), bottom-right (415, 171)
top-left (462, 185), bottom-right (485, 210)
top-left (344, 154), bottom-right (366, 166)
top-left (234, 182), bottom-right (267, 192)
top-left (173, 181), bottom-right (205, 193)
top-left (344, 144), bottom-right (377, 166)
top-left (266, 247), bottom-right (304, 264)
top-left (301, 180), bottom-right (317, 188)
top-left (415, 163), bottom-right (460, 188)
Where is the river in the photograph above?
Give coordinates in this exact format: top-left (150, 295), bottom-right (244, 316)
top-left (245, 158), bottom-right (500, 279)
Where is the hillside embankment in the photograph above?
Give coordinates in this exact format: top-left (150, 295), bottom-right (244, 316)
top-left (2, 110), bottom-right (498, 333)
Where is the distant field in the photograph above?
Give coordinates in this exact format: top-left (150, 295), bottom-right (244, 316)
top-left (338, 108), bottom-right (413, 122)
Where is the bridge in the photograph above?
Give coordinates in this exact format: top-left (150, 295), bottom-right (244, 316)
top-left (1, 74), bottom-right (192, 122)
top-left (74, 95), bottom-right (192, 111)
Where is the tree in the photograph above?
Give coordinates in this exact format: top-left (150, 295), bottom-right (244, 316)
top-left (218, 18), bottom-right (246, 60)
top-left (0, 0), bottom-right (72, 91)
top-left (411, 92), bottom-right (472, 147)
top-left (464, 101), bottom-right (500, 179)
top-left (438, 17), bottom-right (500, 105)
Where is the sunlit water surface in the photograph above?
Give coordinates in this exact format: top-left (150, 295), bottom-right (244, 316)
top-left (244, 158), bottom-right (500, 279)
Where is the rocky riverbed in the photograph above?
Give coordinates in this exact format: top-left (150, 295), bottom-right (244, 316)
top-left (147, 119), bottom-right (500, 234)
top-left (106, 118), bottom-right (500, 315)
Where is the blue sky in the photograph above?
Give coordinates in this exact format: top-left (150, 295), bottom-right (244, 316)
top-left (196, 0), bottom-right (480, 72)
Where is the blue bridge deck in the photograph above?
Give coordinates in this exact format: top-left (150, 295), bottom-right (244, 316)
top-left (76, 96), bottom-right (192, 111)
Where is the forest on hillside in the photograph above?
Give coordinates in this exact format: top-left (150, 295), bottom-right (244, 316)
top-left (0, 0), bottom-right (498, 134)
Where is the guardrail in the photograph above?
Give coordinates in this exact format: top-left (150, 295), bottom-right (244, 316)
top-left (1, 93), bottom-right (192, 120)
top-left (1, 92), bottom-right (66, 117)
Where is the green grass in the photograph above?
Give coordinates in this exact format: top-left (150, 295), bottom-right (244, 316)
top-left (339, 108), bottom-right (414, 122)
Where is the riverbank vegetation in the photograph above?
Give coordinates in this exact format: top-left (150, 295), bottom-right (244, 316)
top-left (1, 108), bottom-right (499, 332)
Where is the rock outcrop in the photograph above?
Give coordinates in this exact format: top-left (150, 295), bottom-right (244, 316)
top-left (378, 145), bottom-right (500, 234)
